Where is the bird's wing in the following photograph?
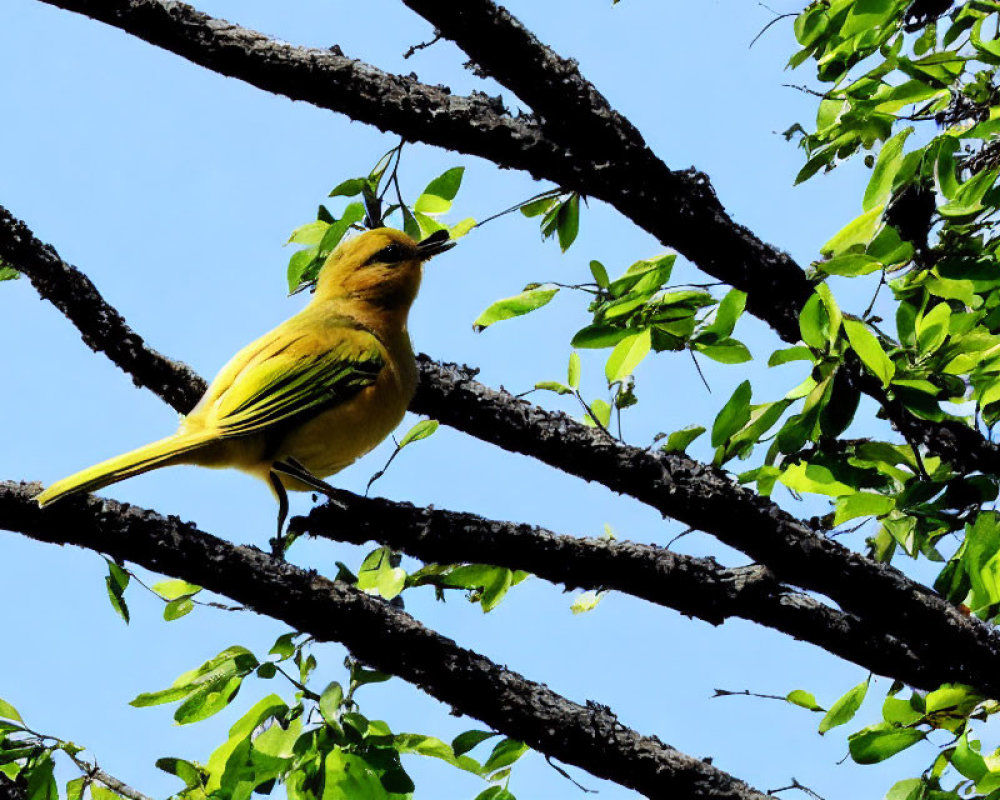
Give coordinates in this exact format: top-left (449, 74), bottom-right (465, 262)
top-left (198, 327), bottom-right (385, 439)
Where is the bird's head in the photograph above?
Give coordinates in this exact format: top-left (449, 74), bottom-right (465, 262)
top-left (312, 228), bottom-right (455, 313)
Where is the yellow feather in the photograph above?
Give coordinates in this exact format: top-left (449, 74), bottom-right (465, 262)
top-left (36, 227), bottom-right (454, 508)
top-left (34, 431), bottom-right (217, 507)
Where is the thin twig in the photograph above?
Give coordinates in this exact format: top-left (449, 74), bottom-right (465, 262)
top-left (863, 269), bottom-right (887, 320)
top-left (273, 663), bottom-right (322, 702)
top-left (572, 390), bottom-right (615, 440)
top-left (66, 754), bottom-right (154, 800)
top-left (544, 755), bottom-right (598, 794)
top-left (688, 348), bottom-right (712, 393)
top-left (473, 188), bottom-right (563, 230)
top-left (712, 688), bottom-right (790, 702)
top-left (403, 31), bottom-right (442, 59)
top-left (768, 778), bottom-right (827, 800)
top-left (749, 12), bottom-right (797, 49)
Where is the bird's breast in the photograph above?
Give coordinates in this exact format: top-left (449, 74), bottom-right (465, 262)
top-left (274, 346), bottom-right (417, 481)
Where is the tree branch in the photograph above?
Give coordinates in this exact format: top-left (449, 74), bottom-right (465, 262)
top-left (0, 205), bottom-right (205, 413)
top-left (34, 0), bottom-right (577, 190)
top-left (3, 203), bottom-right (995, 696)
top-left (34, 0), bottom-right (1000, 482)
top-left (34, 0), bottom-right (810, 338)
top-left (399, 0), bottom-right (644, 153)
top-left (410, 357), bottom-right (1000, 687)
top-left (292, 490), bottom-right (957, 693)
top-left (65, 754), bottom-right (153, 800)
top-left (0, 480), bottom-right (774, 800)
top-left (397, 0), bottom-right (1000, 480)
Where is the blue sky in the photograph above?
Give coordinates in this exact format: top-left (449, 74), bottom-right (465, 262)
top-left (0, 1), bottom-right (936, 798)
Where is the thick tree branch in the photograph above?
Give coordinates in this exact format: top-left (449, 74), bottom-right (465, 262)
top-left (399, 0), bottom-right (645, 154)
top-left (0, 205), bottom-right (205, 412)
top-left (4, 203), bottom-right (996, 695)
top-left (34, 0), bottom-right (1000, 491)
top-left (0, 481), bottom-right (773, 800)
top-left (398, 0), bottom-right (1000, 480)
top-left (410, 357), bottom-right (1000, 688)
top-left (34, 0), bottom-right (577, 193)
top-left (293, 490), bottom-right (953, 693)
top-left (35, 0), bottom-right (810, 338)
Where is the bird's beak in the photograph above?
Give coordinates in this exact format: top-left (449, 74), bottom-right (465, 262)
top-left (417, 229), bottom-right (457, 260)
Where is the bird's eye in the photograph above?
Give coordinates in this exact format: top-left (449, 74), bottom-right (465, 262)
top-left (366, 243), bottom-right (409, 265)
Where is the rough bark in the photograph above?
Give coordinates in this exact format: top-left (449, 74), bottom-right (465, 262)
top-left (410, 357), bottom-right (1000, 689)
top-left (0, 205), bottom-right (204, 412)
top-left (294, 491), bottom-right (949, 692)
top-left (0, 480), bottom-right (773, 800)
top-left (4, 202), bottom-right (997, 695)
top-left (34, 0), bottom-right (1000, 491)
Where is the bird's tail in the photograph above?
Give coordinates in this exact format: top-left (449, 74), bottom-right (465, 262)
top-left (35, 432), bottom-right (216, 507)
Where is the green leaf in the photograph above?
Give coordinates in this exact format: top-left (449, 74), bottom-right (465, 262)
top-left (286, 220), bottom-right (329, 246)
top-left (799, 294), bottom-right (830, 351)
top-left (130, 646), bottom-right (258, 709)
top-left (786, 690), bottom-right (824, 712)
top-left (663, 425), bottom-right (706, 454)
top-left (589, 260), bottom-right (609, 287)
top-left (844, 319), bottom-right (895, 387)
top-left (449, 217), bottom-right (476, 238)
top-left (885, 779), bottom-right (922, 800)
top-left (567, 352), bottom-right (581, 389)
top-left (605, 328), bottom-right (651, 383)
top-left (815, 283), bottom-right (842, 344)
top-left (473, 287), bottom-right (558, 330)
top-left (952, 732), bottom-right (988, 781)
top-left (399, 419), bottom-right (438, 447)
top-left (703, 289), bottom-right (747, 337)
top-left (821, 205), bottom-right (884, 258)
top-left (711, 381), bottom-right (752, 448)
top-left (519, 195), bottom-right (558, 218)
top-left (164, 598), bottom-right (195, 621)
top-left (779, 462), bottom-right (855, 498)
top-left (481, 739), bottom-right (529, 776)
top-left (939, 168), bottom-right (998, 219)
top-left (570, 590), bottom-right (605, 614)
top-left (695, 338), bottom-right (752, 364)
top-left (414, 167), bottom-right (465, 215)
top-left (916, 302), bottom-right (951, 356)
top-left (819, 678), bottom-right (869, 734)
top-left (535, 381), bottom-right (573, 395)
top-left (286, 247), bottom-right (320, 293)
top-left (571, 324), bottom-right (630, 349)
top-left (582, 398), bottom-right (611, 429)
top-left (66, 777), bottom-right (86, 800)
top-left (834, 493), bottom-right (895, 525)
top-left (848, 725), bottom-right (924, 764)
top-left (105, 559), bottom-right (130, 624)
top-left (318, 203), bottom-right (366, 256)
top-left (25, 755), bottom-right (57, 800)
top-left (329, 178), bottom-right (368, 198)
top-left (769, 346), bottom-right (814, 366)
top-left (173, 676), bottom-right (244, 725)
top-left (319, 682), bottom-right (344, 725)
top-left (0, 698), bottom-right (23, 724)
top-left (152, 579), bottom-right (202, 601)
top-left (0, 263), bottom-right (19, 282)
top-left (863, 127), bottom-right (914, 211)
top-left (269, 632), bottom-right (297, 660)
top-left (556, 193), bottom-right (580, 251)
top-left (452, 730), bottom-right (499, 757)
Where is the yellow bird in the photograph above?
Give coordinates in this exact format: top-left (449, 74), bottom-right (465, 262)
top-left (35, 227), bottom-right (454, 535)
